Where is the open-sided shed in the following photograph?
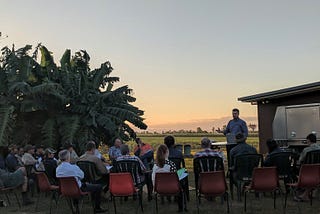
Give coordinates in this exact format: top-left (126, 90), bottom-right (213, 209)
top-left (238, 81), bottom-right (320, 153)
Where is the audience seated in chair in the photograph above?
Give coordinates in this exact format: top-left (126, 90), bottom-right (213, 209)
top-left (79, 141), bottom-right (110, 186)
top-left (298, 133), bottom-right (320, 164)
top-left (5, 144), bottom-right (24, 173)
top-left (56, 149), bottom-right (107, 213)
top-left (134, 138), bottom-right (154, 169)
top-left (194, 137), bottom-right (224, 159)
top-left (152, 144), bottom-right (186, 212)
top-left (64, 142), bottom-right (79, 164)
top-left (108, 138), bottom-right (123, 164)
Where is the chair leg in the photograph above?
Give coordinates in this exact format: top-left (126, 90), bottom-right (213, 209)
top-left (112, 196), bottom-right (117, 214)
top-left (196, 192), bottom-right (200, 214)
top-left (274, 190), bottom-right (276, 209)
top-left (226, 192), bottom-right (230, 213)
top-left (244, 191), bottom-right (247, 212)
top-left (155, 193), bottom-right (158, 214)
top-left (5, 193), bottom-right (11, 205)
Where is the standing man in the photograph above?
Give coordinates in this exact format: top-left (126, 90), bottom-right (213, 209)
top-left (224, 108), bottom-right (248, 143)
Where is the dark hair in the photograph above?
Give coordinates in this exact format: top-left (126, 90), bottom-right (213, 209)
top-left (306, 133), bottom-right (317, 143)
top-left (86, 141), bottom-right (96, 151)
top-left (266, 139), bottom-right (278, 153)
top-left (232, 108), bottom-right (239, 113)
top-left (164, 135), bottom-right (175, 148)
top-left (135, 137), bottom-right (141, 144)
top-left (201, 137), bottom-right (211, 148)
top-left (156, 145), bottom-right (168, 168)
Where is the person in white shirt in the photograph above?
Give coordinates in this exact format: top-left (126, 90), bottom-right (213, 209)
top-left (56, 150), bottom-right (107, 213)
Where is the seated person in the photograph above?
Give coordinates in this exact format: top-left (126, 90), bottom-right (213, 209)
top-left (6, 144), bottom-right (24, 172)
top-left (194, 137), bottom-right (224, 159)
top-left (298, 133), bottom-right (320, 164)
top-left (152, 145), bottom-right (185, 212)
top-left (134, 138), bottom-right (154, 169)
top-left (79, 141), bottom-right (109, 186)
top-left (108, 138), bottom-right (122, 164)
top-left (264, 139), bottom-right (284, 166)
top-left (42, 148), bottom-right (58, 184)
top-left (229, 133), bottom-right (257, 168)
top-left (22, 145), bottom-right (37, 166)
top-left (116, 144), bottom-right (146, 184)
top-left (56, 150), bottom-right (106, 213)
top-left (64, 143), bottom-right (79, 164)
top-left (164, 135), bottom-right (183, 159)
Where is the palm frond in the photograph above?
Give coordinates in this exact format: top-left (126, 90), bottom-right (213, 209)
top-left (0, 105), bottom-right (15, 146)
top-left (41, 118), bottom-right (57, 147)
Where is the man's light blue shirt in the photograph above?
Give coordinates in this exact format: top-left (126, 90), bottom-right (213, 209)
top-left (56, 162), bottom-right (84, 187)
top-left (224, 118), bottom-right (248, 137)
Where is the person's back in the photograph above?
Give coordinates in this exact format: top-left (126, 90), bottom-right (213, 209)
top-left (164, 135), bottom-right (183, 159)
top-left (230, 133), bottom-right (257, 167)
top-left (194, 137), bottom-right (224, 159)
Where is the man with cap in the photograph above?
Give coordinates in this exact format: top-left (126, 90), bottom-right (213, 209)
top-left (42, 148), bottom-right (58, 184)
top-left (229, 133), bottom-right (257, 168)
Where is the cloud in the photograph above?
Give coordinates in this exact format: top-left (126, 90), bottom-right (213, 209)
top-left (144, 116), bottom-right (258, 132)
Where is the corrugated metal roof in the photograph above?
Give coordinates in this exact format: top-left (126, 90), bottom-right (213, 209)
top-left (238, 81), bottom-right (320, 102)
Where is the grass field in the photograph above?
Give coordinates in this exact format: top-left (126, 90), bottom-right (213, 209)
top-left (123, 133), bottom-right (259, 170)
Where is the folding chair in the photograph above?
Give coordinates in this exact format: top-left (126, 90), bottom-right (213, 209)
top-left (229, 153), bottom-right (263, 201)
top-left (197, 171), bottom-right (229, 213)
top-left (109, 172), bottom-right (141, 214)
top-left (35, 172), bottom-right (59, 213)
top-left (58, 177), bottom-right (92, 214)
top-left (244, 167), bottom-right (280, 212)
top-left (154, 172), bottom-right (185, 213)
top-left (285, 164), bottom-right (320, 210)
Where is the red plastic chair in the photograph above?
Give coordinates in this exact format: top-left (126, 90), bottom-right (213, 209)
top-left (244, 167), bottom-right (279, 212)
top-left (285, 164), bottom-right (320, 209)
top-left (154, 172), bottom-right (185, 213)
top-left (58, 177), bottom-right (91, 214)
top-left (109, 172), bottom-right (141, 214)
top-left (197, 171), bottom-right (229, 213)
top-left (35, 172), bottom-right (59, 213)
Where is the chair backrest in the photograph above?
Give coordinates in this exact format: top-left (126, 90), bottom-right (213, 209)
top-left (297, 164), bottom-right (320, 188)
top-left (58, 177), bottom-right (83, 198)
top-left (114, 160), bottom-right (143, 186)
top-left (193, 156), bottom-right (224, 190)
top-left (234, 153), bottom-right (263, 181)
top-left (250, 167), bottom-right (278, 191)
top-left (198, 171), bottom-right (227, 196)
top-left (109, 172), bottom-right (136, 196)
top-left (268, 152), bottom-right (295, 179)
top-left (154, 172), bottom-right (180, 195)
top-left (168, 157), bottom-right (186, 170)
top-left (76, 161), bottom-right (100, 183)
top-left (184, 145), bottom-right (192, 156)
top-left (36, 172), bottom-right (52, 192)
top-left (304, 149), bottom-right (320, 164)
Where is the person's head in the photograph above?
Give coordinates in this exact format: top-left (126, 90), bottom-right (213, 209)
top-left (64, 142), bottom-right (75, 152)
top-left (17, 146), bottom-right (24, 156)
top-left (135, 137), bottom-right (143, 146)
top-left (114, 138), bottom-right (123, 148)
top-left (156, 144), bottom-right (169, 168)
top-left (232, 108), bottom-right (240, 120)
top-left (8, 144), bottom-right (18, 154)
top-left (306, 133), bottom-right (317, 145)
top-left (235, 132), bottom-right (246, 143)
top-left (24, 144), bottom-right (35, 154)
top-left (266, 139), bottom-right (278, 153)
top-left (58, 149), bottom-right (70, 162)
top-left (201, 137), bottom-right (211, 149)
top-left (164, 135), bottom-right (175, 148)
top-left (44, 148), bottom-right (56, 159)
top-left (120, 144), bottom-right (130, 155)
top-left (0, 146), bottom-right (9, 158)
top-left (86, 141), bottom-right (96, 153)
top-left (36, 145), bottom-right (45, 155)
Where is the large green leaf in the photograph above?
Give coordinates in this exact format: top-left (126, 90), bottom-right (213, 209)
top-left (0, 105), bottom-right (15, 146)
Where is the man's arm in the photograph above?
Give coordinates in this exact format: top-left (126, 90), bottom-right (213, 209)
top-left (223, 121), bottom-right (231, 136)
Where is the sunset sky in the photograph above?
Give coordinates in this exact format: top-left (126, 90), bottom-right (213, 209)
top-left (1, 1), bottom-right (319, 131)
